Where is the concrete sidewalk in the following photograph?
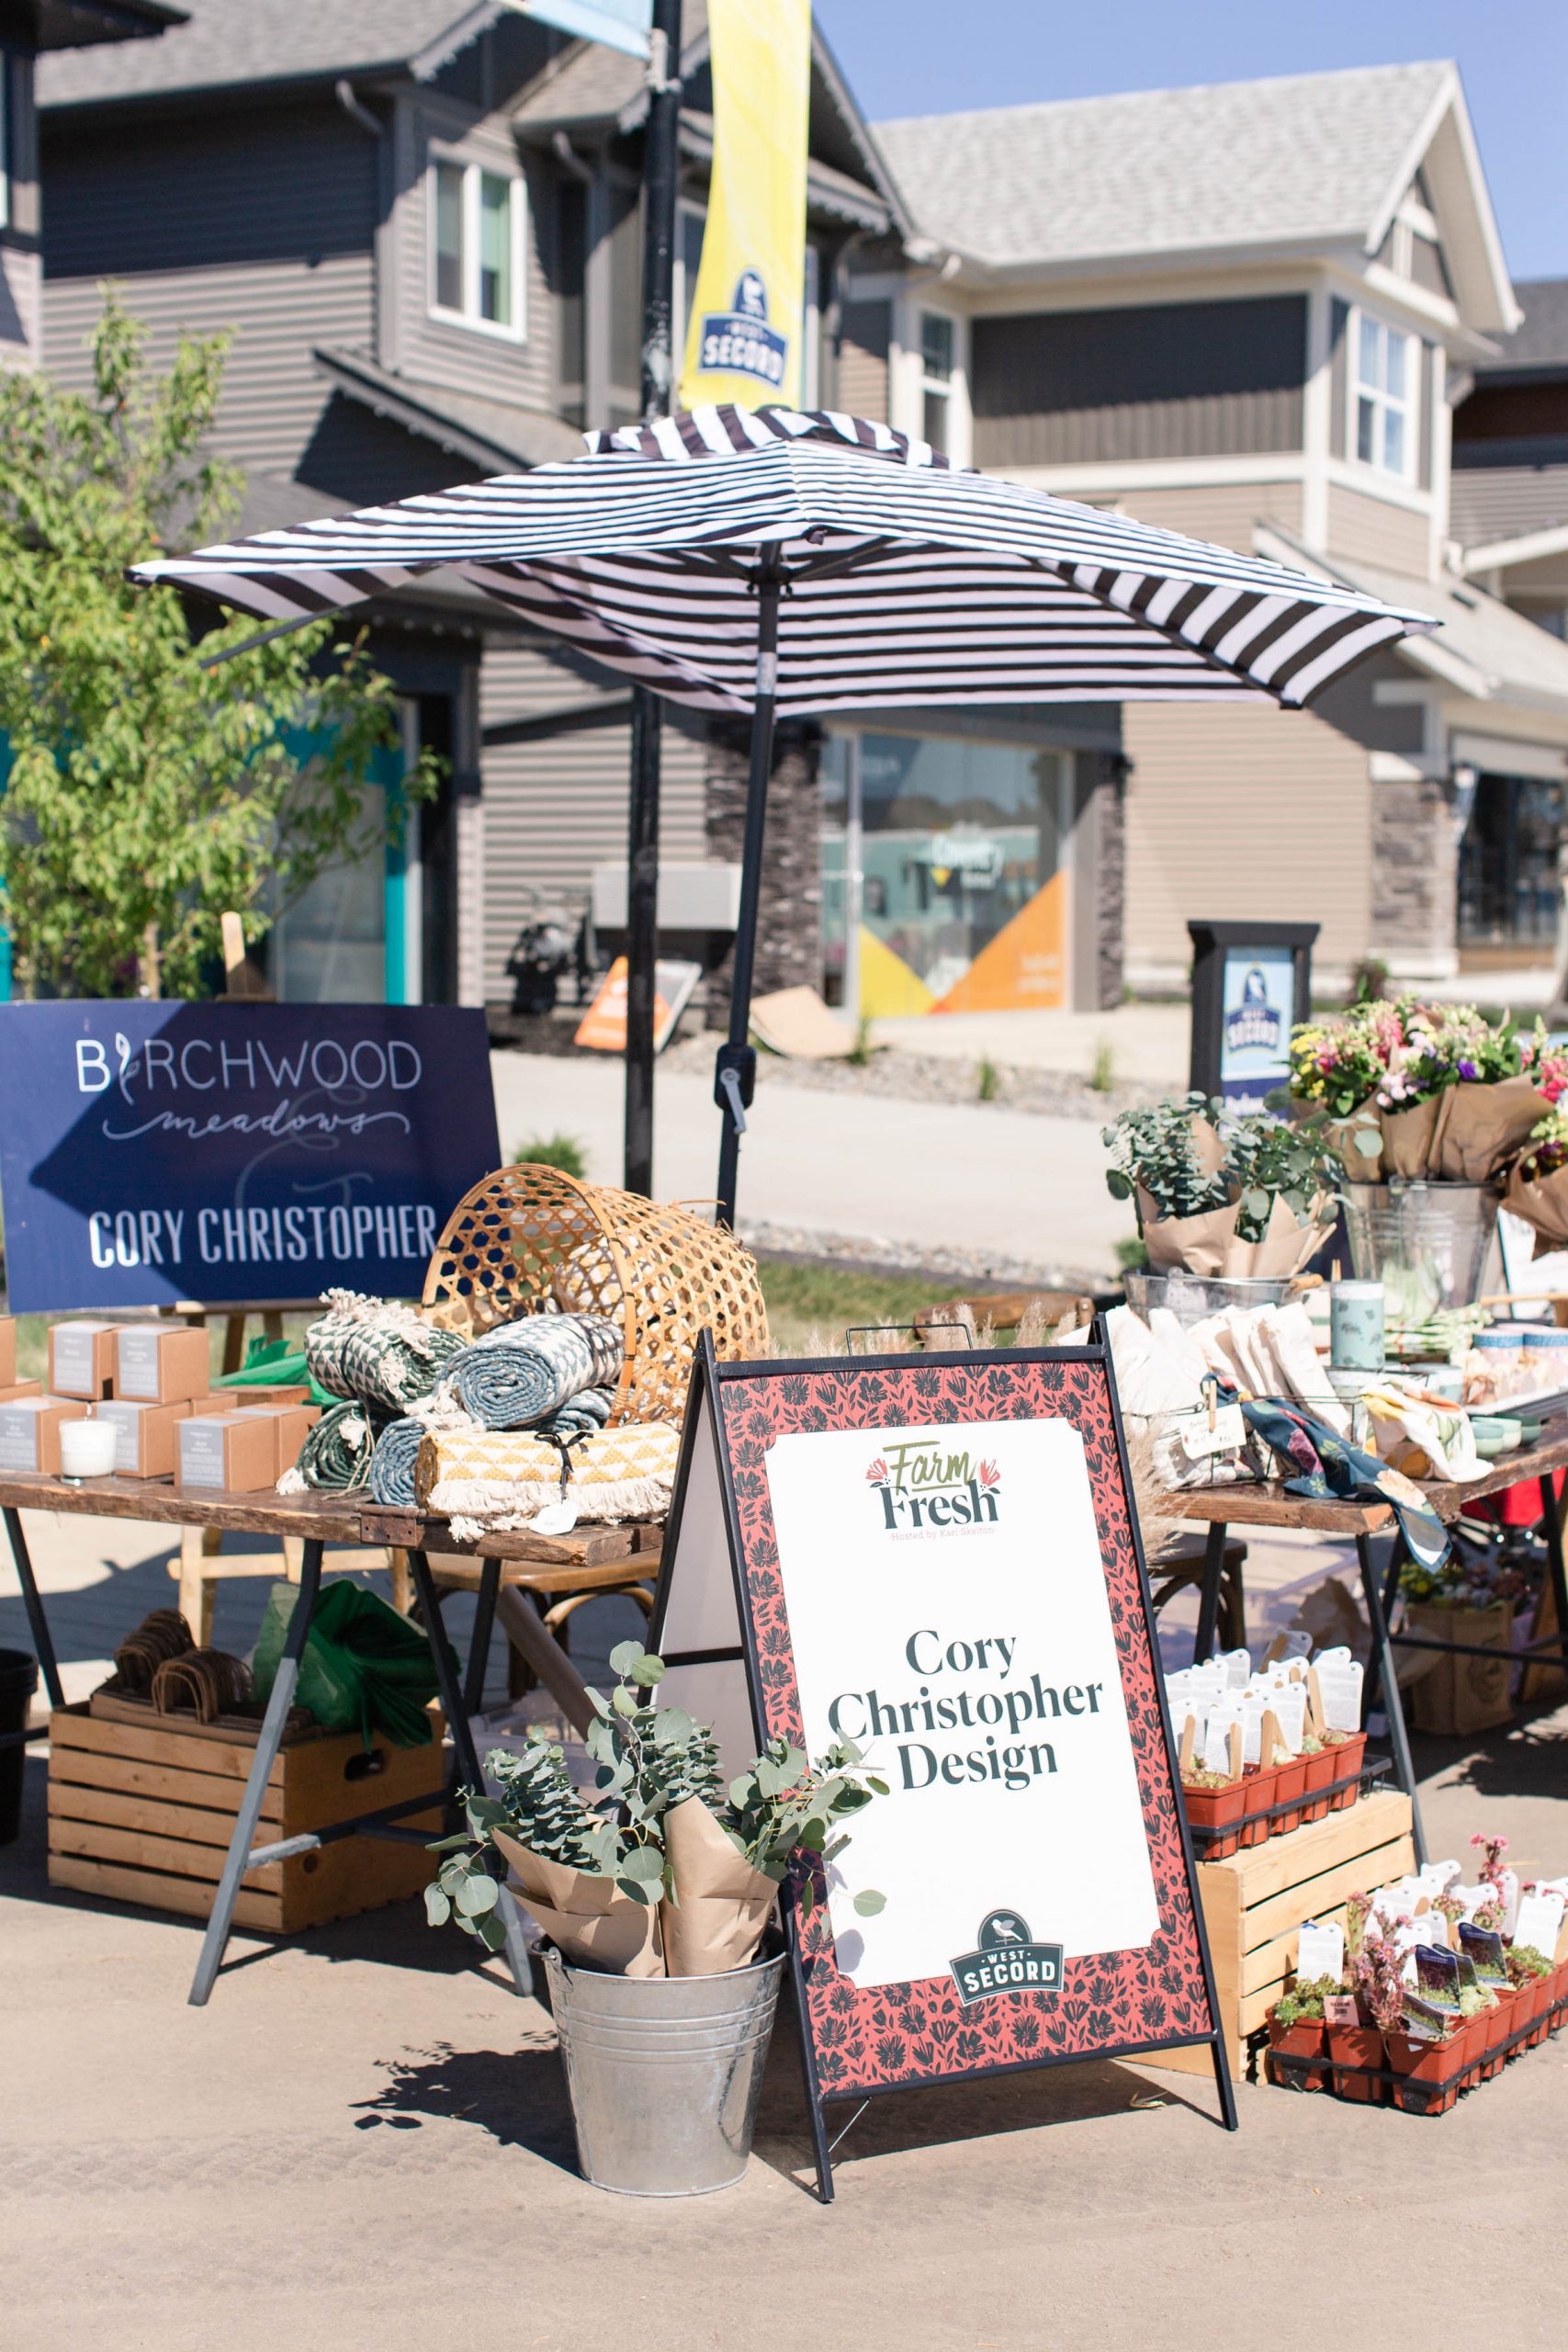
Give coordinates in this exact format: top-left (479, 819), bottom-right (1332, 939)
top-left (491, 1050), bottom-right (1133, 1280)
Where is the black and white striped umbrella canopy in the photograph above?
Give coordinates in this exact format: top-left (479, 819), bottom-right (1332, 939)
top-left (135, 406), bottom-right (1435, 714)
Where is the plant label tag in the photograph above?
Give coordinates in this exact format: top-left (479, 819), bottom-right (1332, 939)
top-left (1513, 1891), bottom-right (1566, 1957)
top-left (1499, 1868), bottom-right (1520, 1939)
top-left (1296, 1919), bottom-right (1344, 1983)
top-left (1270, 1684), bottom-right (1307, 1750)
top-left (1323, 1995), bottom-right (1359, 2026)
top-left (1458, 1922), bottom-right (1507, 1980)
top-left (1314, 1657), bottom-right (1363, 1733)
top-left (1201, 1711), bottom-right (1238, 1774)
top-left (1238, 1693), bottom-right (1266, 1768)
top-left (1220, 1649), bottom-right (1251, 1689)
top-left (1415, 1945), bottom-right (1461, 2007)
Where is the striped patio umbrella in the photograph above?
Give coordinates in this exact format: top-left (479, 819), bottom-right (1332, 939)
top-left (134, 405), bottom-right (1436, 1227)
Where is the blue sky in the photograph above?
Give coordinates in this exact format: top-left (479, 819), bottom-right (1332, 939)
top-left (816, 1), bottom-right (1568, 283)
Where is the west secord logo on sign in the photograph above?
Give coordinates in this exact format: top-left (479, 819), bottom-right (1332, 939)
top-left (950, 1909), bottom-right (1065, 2007)
top-left (0, 1002), bottom-right (501, 1312)
top-left (1224, 965), bottom-right (1283, 1057)
top-left (696, 269), bottom-right (788, 391)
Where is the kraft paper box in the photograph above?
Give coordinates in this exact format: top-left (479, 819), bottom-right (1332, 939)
top-left (175, 1411), bottom-right (277, 1493)
top-left (226, 1384), bottom-right (311, 1410)
top-left (91, 1397), bottom-right (192, 1479)
top-left (0, 1317), bottom-right (14, 1388)
top-left (112, 1324), bottom-right (210, 1406)
top-left (0, 1396), bottom-right (82, 1475)
top-left (48, 1321), bottom-right (118, 1399)
top-left (0, 1382), bottom-right (41, 1406)
top-left (229, 1404), bottom-right (319, 1479)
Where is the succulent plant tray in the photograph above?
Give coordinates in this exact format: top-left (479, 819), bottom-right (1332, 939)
top-left (1147, 1789), bottom-right (1416, 2082)
top-left (1267, 1961), bottom-right (1568, 2113)
top-left (1181, 1736), bottom-right (1373, 1857)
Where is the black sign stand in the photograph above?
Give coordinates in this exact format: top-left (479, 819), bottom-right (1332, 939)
top-left (651, 1332), bottom-right (1236, 2203)
top-left (1188, 918), bottom-right (1317, 1101)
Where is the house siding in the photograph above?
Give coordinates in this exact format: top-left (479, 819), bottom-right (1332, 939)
top-left (1122, 700), bottom-right (1372, 978)
top-left (389, 97), bottom-right (556, 418)
top-left (0, 245), bottom-right (39, 368)
top-left (1092, 481), bottom-right (1304, 557)
top-left (1325, 483), bottom-right (1430, 573)
top-left (479, 643), bottom-right (708, 999)
top-left (971, 296), bottom-right (1306, 469)
top-left (837, 298), bottom-right (890, 421)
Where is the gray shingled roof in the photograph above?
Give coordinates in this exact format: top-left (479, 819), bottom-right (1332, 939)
top-left (874, 61), bottom-right (1453, 270)
top-left (39, 0), bottom-right (489, 103)
top-left (1476, 279), bottom-right (1568, 375)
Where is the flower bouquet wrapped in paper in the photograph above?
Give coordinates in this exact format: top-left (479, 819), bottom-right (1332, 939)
top-left (424, 1644), bottom-right (885, 1979)
top-left (1106, 1093), bottom-right (1341, 1279)
top-left (1503, 1112), bottom-right (1568, 1258)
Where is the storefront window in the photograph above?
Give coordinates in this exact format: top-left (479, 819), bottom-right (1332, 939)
top-left (1458, 774), bottom-right (1565, 948)
top-left (822, 729), bottom-right (1068, 1013)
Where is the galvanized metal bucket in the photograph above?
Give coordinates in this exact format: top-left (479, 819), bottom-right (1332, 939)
top-left (543, 1944), bottom-right (784, 2196)
top-left (1345, 1179), bottom-right (1500, 1317)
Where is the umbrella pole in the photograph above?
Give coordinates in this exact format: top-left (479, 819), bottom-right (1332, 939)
top-left (714, 547), bottom-right (784, 1230)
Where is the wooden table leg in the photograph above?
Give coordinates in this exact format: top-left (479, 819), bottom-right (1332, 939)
top-left (2, 1506), bottom-right (65, 1709)
top-left (188, 1538), bottom-right (324, 2006)
top-left (407, 1547), bottom-right (532, 1998)
top-left (1356, 1530), bottom-right (1427, 1868)
top-left (463, 1556), bottom-right (501, 1720)
top-left (1192, 1521), bottom-right (1230, 1665)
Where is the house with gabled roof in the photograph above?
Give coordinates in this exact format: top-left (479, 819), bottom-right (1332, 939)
top-left (868, 60), bottom-right (1568, 989)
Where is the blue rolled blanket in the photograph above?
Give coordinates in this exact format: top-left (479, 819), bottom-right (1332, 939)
top-left (368, 1417), bottom-right (426, 1509)
top-left (450, 1314), bottom-right (622, 1430)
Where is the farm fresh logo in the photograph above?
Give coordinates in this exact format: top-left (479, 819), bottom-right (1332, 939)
top-left (697, 269), bottom-right (788, 389)
top-left (865, 1441), bottom-right (1000, 1532)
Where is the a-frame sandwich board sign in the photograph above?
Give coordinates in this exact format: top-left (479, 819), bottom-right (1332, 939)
top-left (649, 1330), bottom-right (1237, 2202)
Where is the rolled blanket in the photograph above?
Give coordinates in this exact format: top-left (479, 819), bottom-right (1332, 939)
top-left (288, 1397), bottom-right (392, 1492)
top-left (414, 1419), bottom-right (678, 1532)
top-left (305, 1289), bottom-right (466, 1414)
top-left (449, 1313), bottom-right (623, 1430)
top-left (537, 1385), bottom-right (615, 1441)
top-left (368, 1415), bottom-right (427, 1510)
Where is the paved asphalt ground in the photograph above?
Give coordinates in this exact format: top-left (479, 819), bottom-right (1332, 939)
top-left (4, 1508), bottom-right (1564, 2351)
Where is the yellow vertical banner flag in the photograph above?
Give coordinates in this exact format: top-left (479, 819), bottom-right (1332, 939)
top-left (677, 0), bottom-right (811, 413)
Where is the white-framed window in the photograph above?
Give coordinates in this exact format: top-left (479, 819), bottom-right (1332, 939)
top-left (919, 311), bottom-right (955, 454)
top-left (1350, 310), bottom-right (1415, 480)
top-left (430, 152), bottom-right (525, 340)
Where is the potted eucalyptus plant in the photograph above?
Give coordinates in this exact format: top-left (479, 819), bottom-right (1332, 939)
top-left (427, 1642), bottom-right (885, 2197)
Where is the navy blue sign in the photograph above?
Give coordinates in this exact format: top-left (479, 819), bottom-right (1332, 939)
top-left (696, 270), bottom-right (788, 390)
top-left (0, 1003), bottom-right (501, 1311)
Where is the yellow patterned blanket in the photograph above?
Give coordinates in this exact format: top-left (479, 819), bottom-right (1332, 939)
top-left (413, 1419), bottom-right (679, 1536)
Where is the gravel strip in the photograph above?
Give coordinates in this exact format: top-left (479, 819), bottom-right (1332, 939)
top-left (740, 1217), bottom-right (1112, 1294)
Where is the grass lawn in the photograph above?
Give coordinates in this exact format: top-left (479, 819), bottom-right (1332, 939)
top-left (754, 1259), bottom-right (964, 1356)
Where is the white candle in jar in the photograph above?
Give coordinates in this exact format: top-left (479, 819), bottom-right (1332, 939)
top-left (58, 1418), bottom-right (119, 1480)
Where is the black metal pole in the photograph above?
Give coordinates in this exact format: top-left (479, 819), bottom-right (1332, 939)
top-left (624, 0), bottom-right (682, 1196)
top-left (715, 548), bottom-right (784, 1229)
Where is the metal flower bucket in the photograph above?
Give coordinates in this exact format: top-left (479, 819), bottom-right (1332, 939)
top-left (1344, 1180), bottom-right (1500, 1317)
top-left (543, 1944), bottom-right (784, 2196)
top-left (1122, 1271), bottom-right (1296, 1329)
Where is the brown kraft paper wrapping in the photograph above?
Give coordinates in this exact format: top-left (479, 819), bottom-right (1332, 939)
top-left (491, 1828), bottom-right (665, 1977)
top-left (1245, 1190), bottom-right (1337, 1278)
top-left (1428, 1078), bottom-right (1553, 1183)
top-left (1504, 1159), bottom-right (1568, 1257)
top-left (1324, 1107), bottom-right (1384, 1184)
top-left (1137, 1184), bottom-right (1241, 1276)
top-left (659, 1797), bottom-right (778, 1977)
top-left (1379, 1095), bottom-right (1444, 1178)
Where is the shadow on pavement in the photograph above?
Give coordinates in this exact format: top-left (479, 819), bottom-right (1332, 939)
top-left (354, 2040), bottom-right (579, 2176)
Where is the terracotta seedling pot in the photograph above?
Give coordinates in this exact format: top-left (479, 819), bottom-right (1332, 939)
top-left (1385, 2030), bottom-right (1462, 2116)
top-left (1483, 1984), bottom-right (1520, 2075)
top-left (1180, 1777), bottom-right (1246, 1860)
top-left (1301, 1747), bottom-right (1336, 1825)
top-left (1458, 2008), bottom-right (1491, 2087)
top-left (1266, 2012), bottom-right (1329, 2093)
top-left (1326, 2020), bottom-right (1386, 2104)
top-left (1324, 1729), bottom-right (1367, 1811)
top-left (1239, 1760), bottom-right (1280, 1848)
top-left (1271, 1755), bottom-right (1308, 1837)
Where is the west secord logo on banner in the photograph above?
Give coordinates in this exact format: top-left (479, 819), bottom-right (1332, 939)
top-left (950, 1910), bottom-right (1065, 2007)
top-left (696, 270), bottom-right (788, 391)
top-left (1224, 965), bottom-right (1282, 1056)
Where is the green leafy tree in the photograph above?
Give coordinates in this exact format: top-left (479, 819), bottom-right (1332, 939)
top-left (0, 288), bottom-right (436, 998)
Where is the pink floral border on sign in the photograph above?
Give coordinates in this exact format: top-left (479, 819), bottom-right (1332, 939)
top-left (715, 1355), bottom-right (1214, 2099)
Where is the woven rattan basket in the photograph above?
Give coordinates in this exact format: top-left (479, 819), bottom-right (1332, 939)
top-left (422, 1164), bottom-right (771, 1427)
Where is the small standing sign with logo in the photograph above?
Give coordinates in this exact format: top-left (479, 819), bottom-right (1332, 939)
top-left (651, 1334), bottom-right (1234, 2199)
top-left (1188, 919), bottom-right (1316, 1117)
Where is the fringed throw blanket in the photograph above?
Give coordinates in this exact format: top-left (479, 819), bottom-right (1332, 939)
top-left (448, 1313), bottom-right (623, 1430)
top-left (305, 1290), bottom-right (466, 1414)
top-left (282, 1397), bottom-right (392, 1492)
top-left (367, 1415), bottom-right (427, 1509)
top-left (413, 1419), bottom-right (678, 1540)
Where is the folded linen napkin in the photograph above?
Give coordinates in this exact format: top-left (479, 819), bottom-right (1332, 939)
top-left (449, 1313), bottom-right (623, 1430)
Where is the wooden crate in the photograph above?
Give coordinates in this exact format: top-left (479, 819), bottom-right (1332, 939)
top-left (47, 1702), bottom-right (445, 1932)
top-left (1146, 1788), bottom-right (1416, 2082)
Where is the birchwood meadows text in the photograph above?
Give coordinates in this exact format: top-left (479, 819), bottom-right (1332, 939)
top-left (85, 1202), bottom-right (440, 1272)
